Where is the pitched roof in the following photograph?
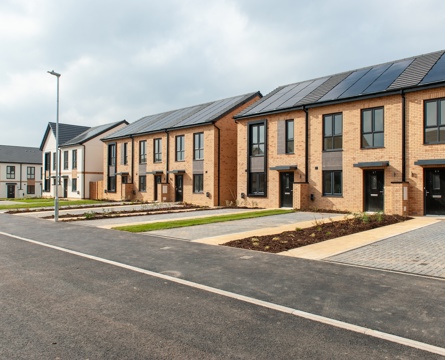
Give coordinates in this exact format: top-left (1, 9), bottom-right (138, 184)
top-left (103, 92), bottom-right (261, 141)
top-left (40, 122), bottom-right (90, 150)
top-left (235, 49), bottom-right (445, 119)
top-left (0, 145), bottom-right (42, 164)
top-left (61, 120), bottom-right (128, 147)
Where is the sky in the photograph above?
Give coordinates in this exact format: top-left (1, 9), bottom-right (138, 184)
top-left (1, 0), bottom-right (445, 148)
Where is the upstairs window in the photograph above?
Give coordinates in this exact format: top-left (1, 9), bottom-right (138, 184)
top-left (194, 132), bottom-right (204, 160)
top-left (323, 113), bottom-right (342, 151)
top-left (250, 123), bottom-right (265, 156)
top-left (53, 152), bottom-right (56, 170)
top-left (72, 150), bottom-right (77, 169)
top-left (27, 166), bottom-right (35, 180)
top-left (425, 98), bottom-right (445, 144)
top-left (108, 143), bottom-right (116, 166)
top-left (123, 143), bottom-right (128, 165)
top-left (285, 120), bottom-right (294, 154)
top-left (154, 138), bottom-right (162, 163)
top-left (362, 107), bottom-right (384, 148)
top-left (6, 166), bottom-right (15, 179)
top-left (139, 140), bottom-right (147, 164)
top-left (176, 135), bottom-right (185, 161)
top-left (63, 151), bottom-right (69, 170)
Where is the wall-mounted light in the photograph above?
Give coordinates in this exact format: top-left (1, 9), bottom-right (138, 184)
top-left (206, 192), bottom-right (211, 198)
top-left (310, 194), bottom-right (314, 201)
top-left (241, 192), bottom-right (246, 199)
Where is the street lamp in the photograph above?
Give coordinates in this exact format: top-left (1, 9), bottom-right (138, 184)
top-left (47, 70), bottom-right (61, 222)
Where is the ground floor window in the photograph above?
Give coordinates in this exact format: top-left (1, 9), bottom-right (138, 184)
top-left (107, 176), bottom-right (116, 192)
top-left (323, 170), bottom-right (342, 196)
top-left (139, 175), bottom-right (146, 192)
top-left (27, 185), bottom-right (35, 194)
top-left (249, 172), bottom-right (266, 196)
top-left (193, 174), bottom-right (203, 193)
top-left (122, 175), bottom-right (128, 184)
top-left (44, 179), bottom-right (50, 192)
top-left (72, 178), bottom-right (77, 192)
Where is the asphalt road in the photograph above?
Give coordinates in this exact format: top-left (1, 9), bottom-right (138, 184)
top-left (1, 213), bottom-right (444, 359)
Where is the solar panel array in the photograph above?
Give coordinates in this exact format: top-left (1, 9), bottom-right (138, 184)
top-left (104, 92), bottom-right (259, 140)
top-left (237, 50), bottom-right (445, 118)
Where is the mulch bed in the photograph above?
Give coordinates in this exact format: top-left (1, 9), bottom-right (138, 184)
top-left (223, 214), bottom-right (411, 253)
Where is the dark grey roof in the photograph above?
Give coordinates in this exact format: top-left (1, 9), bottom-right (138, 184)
top-left (61, 120), bottom-right (128, 147)
top-left (40, 123), bottom-right (90, 150)
top-left (103, 92), bottom-right (261, 141)
top-left (235, 50), bottom-right (445, 119)
top-left (0, 145), bottom-right (42, 164)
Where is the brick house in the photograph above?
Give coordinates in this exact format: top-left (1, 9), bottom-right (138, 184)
top-left (234, 50), bottom-right (445, 216)
top-left (101, 92), bottom-right (261, 206)
top-left (40, 120), bottom-right (128, 199)
top-left (0, 145), bottom-right (42, 198)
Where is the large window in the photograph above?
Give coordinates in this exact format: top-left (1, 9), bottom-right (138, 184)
top-left (176, 135), bottom-right (185, 161)
top-left (108, 144), bottom-right (116, 166)
top-left (63, 151), bottom-right (69, 170)
top-left (139, 175), bottom-right (146, 192)
top-left (72, 150), bottom-right (77, 169)
top-left (194, 133), bottom-right (204, 160)
top-left (323, 113), bottom-right (342, 150)
top-left (139, 140), bottom-right (147, 164)
top-left (72, 178), bottom-right (77, 192)
top-left (362, 107), bottom-right (384, 148)
top-left (323, 170), bottom-right (342, 196)
top-left (285, 120), bottom-right (294, 154)
top-left (107, 175), bottom-right (116, 192)
top-left (154, 138), bottom-right (162, 163)
top-left (27, 166), bottom-right (35, 180)
top-left (6, 166), bottom-right (15, 179)
top-left (250, 123), bottom-right (265, 156)
top-left (425, 98), bottom-right (445, 144)
top-left (193, 174), bottom-right (203, 193)
top-left (249, 173), bottom-right (266, 195)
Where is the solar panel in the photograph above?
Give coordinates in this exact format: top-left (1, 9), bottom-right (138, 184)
top-left (420, 53), bottom-right (445, 84)
top-left (319, 68), bottom-right (370, 102)
top-left (246, 83), bottom-right (303, 114)
top-left (363, 59), bottom-right (413, 94)
top-left (339, 63), bottom-right (391, 98)
top-left (279, 77), bottom-right (329, 109)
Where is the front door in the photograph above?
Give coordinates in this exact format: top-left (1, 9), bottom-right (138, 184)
top-left (425, 168), bottom-right (445, 215)
top-left (154, 175), bottom-right (162, 201)
top-left (280, 172), bottom-right (294, 207)
top-left (7, 184), bottom-right (15, 199)
top-left (364, 170), bottom-right (384, 212)
top-left (175, 175), bottom-right (183, 202)
top-left (63, 178), bottom-right (68, 198)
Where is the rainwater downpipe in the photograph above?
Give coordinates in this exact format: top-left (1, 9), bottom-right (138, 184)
top-left (82, 144), bottom-right (86, 199)
top-left (131, 135), bottom-right (134, 184)
top-left (214, 124), bottom-right (221, 206)
top-left (165, 130), bottom-right (169, 184)
top-left (303, 106), bottom-right (309, 183)
top-left (401, 91), bottom-right (406, 182)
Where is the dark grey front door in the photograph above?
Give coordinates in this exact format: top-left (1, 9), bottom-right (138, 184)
top-left (63, 178), bottom-right (68, 198)
top-left (280, 172), bottom-right (294, 207)
top-left (425, 168), bottom-right (445, 215)
top-left (175, 175), bottom-right (183, 202)
top-left (7, 184), bottom-right (15, 199)
top-left (364, 170), bottom-right (384, 212)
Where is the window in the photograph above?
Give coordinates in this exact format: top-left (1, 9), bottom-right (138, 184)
top-left (285, 120), bottom-right (294, 154)
top-left (27, 185), bottom-right (35, 194)
top-left (108, 144), bottom-right (116, 166)
top-left (139, 175), bottom-right (146, 192)
top-left (194, 133), bottom-right (204, 160)
top-left (6, 166), bottom-right (15, 179)
top-left (123, 143), bottom-right (128, 165)
top-left (53, 152), bottom-right (56, 170)
top-left (193, 174), bottom-right (204, 193)
top-left (139, 140), bottom-right (147, 163)
top-left (323, 170), bottom-right (342, 196)
top-left (154, 138), bottom-right (162, 163)
top-left (27, 166), bottom-right (35, 180)
top-left (107, 175), bottom-right (116, 192)
top-left (425, 98), bottom-right (445, 144)
top-left (122, 175), bottom-right (128, 184)
top-left (362, 108), bottom-right (384, 148)
top-left (250, 123), bottom-right (265, 156)
top-left (72, 150), bottom-right (77, 169)
top-left (323, 113), bottom-right (342, 150)
top-left (249, 173), bottom-right (266, 195)
top-left (72, 178), bottom-right (77, 192)
top-left (176, 135), bottom-right (185, 161)
top-left (63, 151), bottom-right (69, 169)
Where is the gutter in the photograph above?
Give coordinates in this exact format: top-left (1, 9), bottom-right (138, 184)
top-left (214, 124), bottom-right (221, 206)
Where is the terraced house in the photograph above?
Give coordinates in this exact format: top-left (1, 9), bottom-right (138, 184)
top-left (40, 120), bottom-right (128, 199)
top-left (101, 92), bottom-right (261, 206)
top-left (234, 50), bottom-right (445, 216)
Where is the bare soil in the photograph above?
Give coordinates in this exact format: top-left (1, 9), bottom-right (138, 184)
top-left (223, 214), bottom-right (411, 253)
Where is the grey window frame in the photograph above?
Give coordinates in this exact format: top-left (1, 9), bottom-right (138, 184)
top-left (285, 120), bottom-right (294, 154)
top-left (123, 143), bottom-right (128, 165)
top-left (193, 132), bottom-right (204, 160)
top-left (176, 135), bottom-right (185, 162)
top-left (323, 113), bottom-right (343, 151)
top-left (139, 140), bottom-right (147, 164)
top-left (361, 107), bottom-right (384, 148)
top-left (72, 178), bottom-right (77, 192)
top-left (323, 170), bottom-right (342, 196)
top-left (250, 123), bottom-right (265, 156)
top-left (72, 150), bottom-right (77, 169)
top-left (27, 185), bottom-right (35, 194)
top-left (193, 174), bottom-right (204, 193)
top-left (249, 172), bottom-right (266, 196)
top-left (27, 166), bottom-right (35, 180)
top-left (63, 150), bottom-right (69, 170)
top-left (139, 175), bottom-right (146, 192)
top-left (6, 166), bottom-right (15, 179)
top-left (424, 98), bottom-right (445, 144)
top-left (153, 138), bottom-right (162, 163)
top-left (108, 144), bottom-right (116, 166)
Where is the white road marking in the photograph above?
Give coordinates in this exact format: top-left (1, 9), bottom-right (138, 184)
top-left (2, 230), bottom-right (445, 357)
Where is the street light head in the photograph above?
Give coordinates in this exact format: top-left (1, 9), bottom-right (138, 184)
top-left (47, 70), bottom-right (61, 77)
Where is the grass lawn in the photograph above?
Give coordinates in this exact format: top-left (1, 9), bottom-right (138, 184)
top-left (0, 198), bottom-right (105, 210)
top-left (113, 209), bottom-right (295, 232)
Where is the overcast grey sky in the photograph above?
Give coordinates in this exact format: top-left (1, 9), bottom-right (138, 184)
top-left (1, 0), bottom-right (445, 147)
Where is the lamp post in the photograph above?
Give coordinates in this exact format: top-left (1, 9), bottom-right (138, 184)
top-left (47, 70), bottom-right (61, 222)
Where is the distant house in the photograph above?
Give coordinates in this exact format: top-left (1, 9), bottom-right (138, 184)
top-left (0, 145), bottom-right (42, 199)
top-left (234, 49), bottom-right (445, 216)
top-left (40, 120), bottom-right (128, 199)
top-left (101, 92), bottom-right (261, 206)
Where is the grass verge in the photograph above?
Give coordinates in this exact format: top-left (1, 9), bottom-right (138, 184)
top-left (0, 199), bottom-right (105, 210)
top-left (113, 209), bottom-right (295, 232)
